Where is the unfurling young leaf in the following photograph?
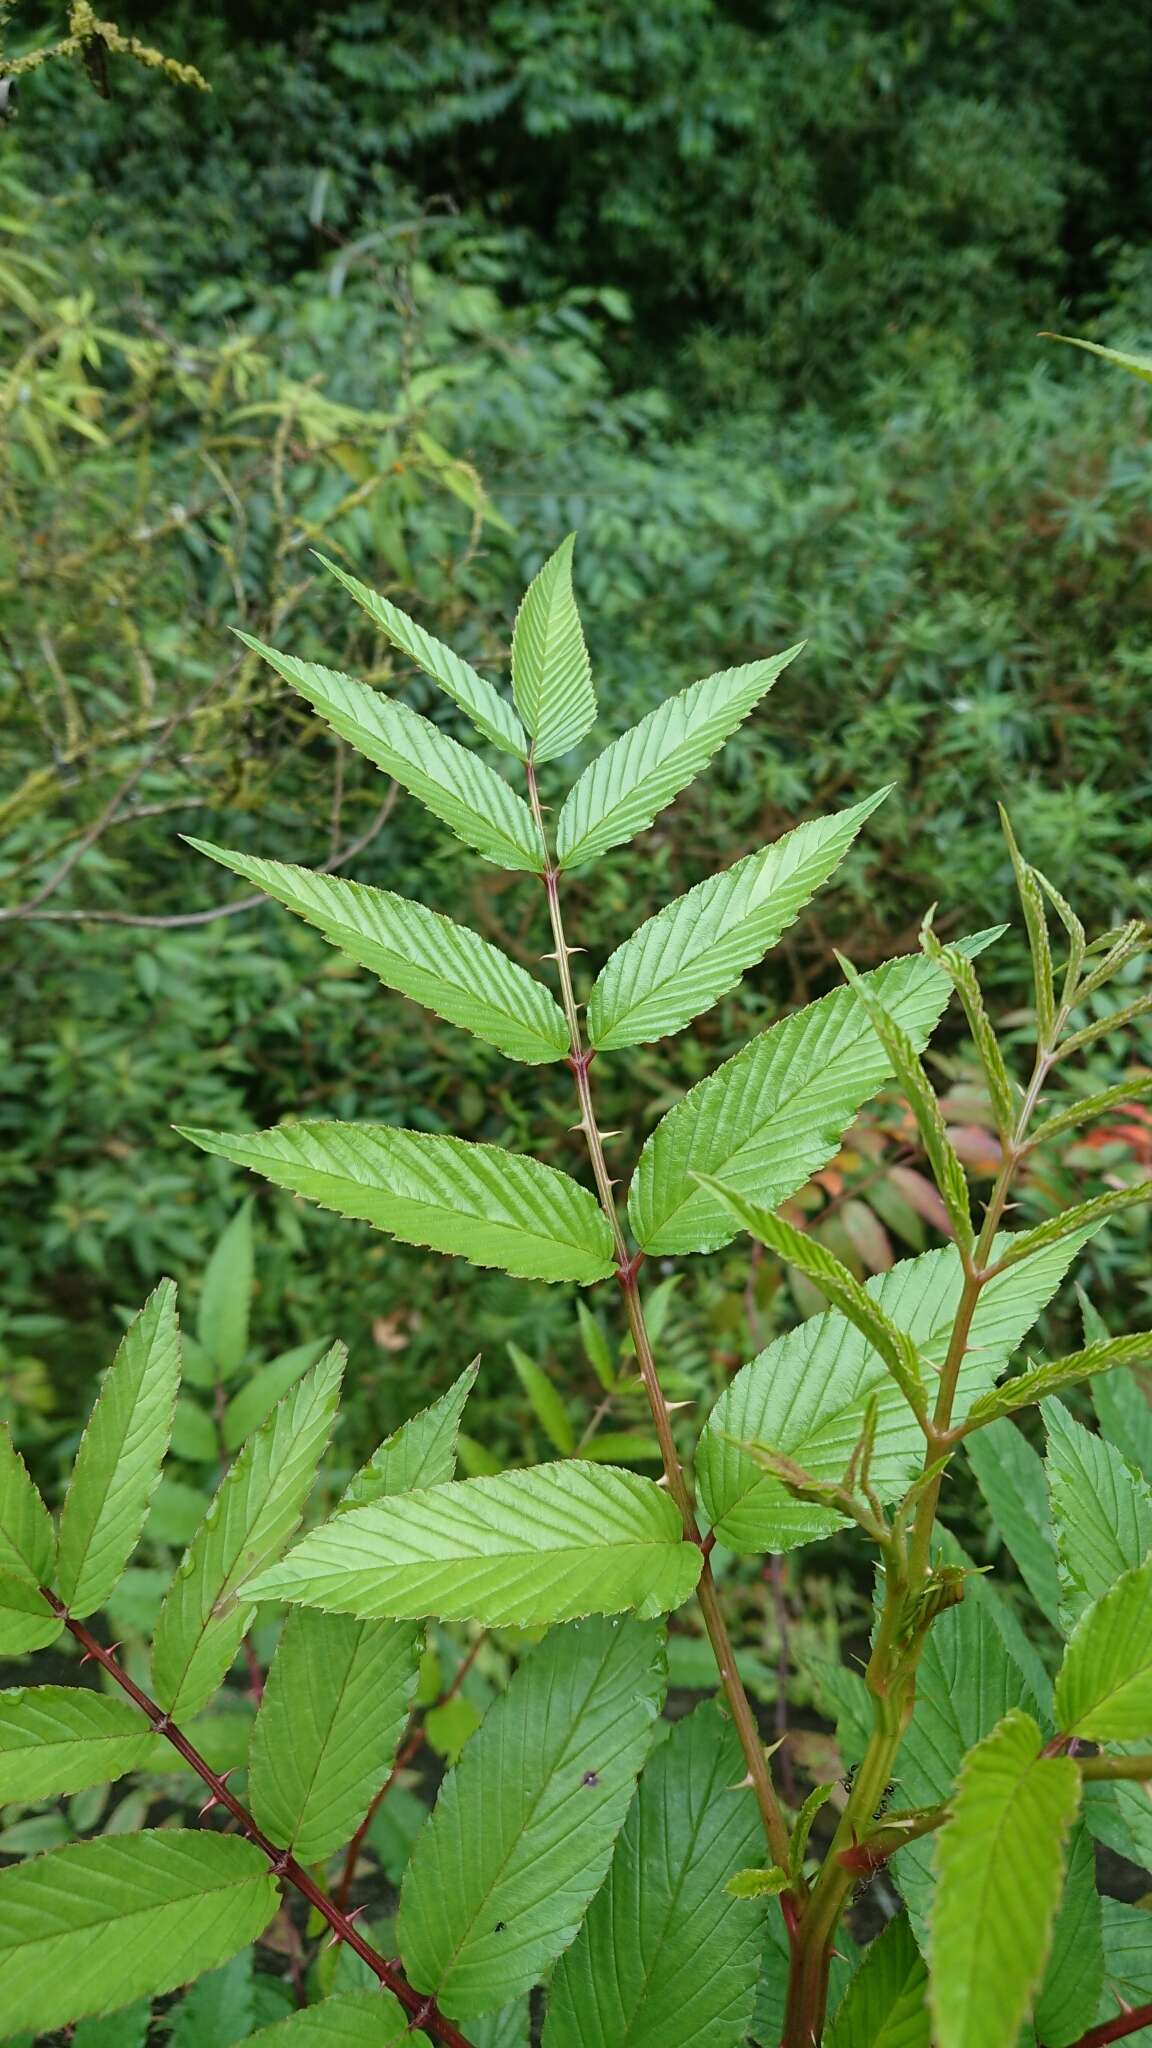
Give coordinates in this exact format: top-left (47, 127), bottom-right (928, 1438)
top-left (837, 951), bottom-right (973, 1253)
top-left (314, 550), bottom-right (528, 757)
top-left (177, 1123), bottom-right (615, 1287)
top-left (543, 1705), bottom-right (765, 2048)
top-left (197, 1204), bottom-right (253, 1377)
top-left (0, 1832), bottom-right (278, 2035)
top-left (999, 807), bottom-right (1057, 1044)
top-left (930, 1710), bottom-right (1080, 2048)
top-left (511, 533), bottom-right (596, 762)
top-left (962, 1331), bottom-right (1152, 1429)
top-left (56, 1279), bottom-right (181, 1617)
top-left (0, 1687), bottom-right (153, 1801)
top-left (555, 644), bottom-right (803, 870)
top-left (151, 1345), bottom-right (344, 1717)
top-left (235, 635), bottom-right (544, 871)
top-left (398, 1618), bottom-right (665, 2017)
top-left (186, 846), bottom-right (570, 1065)
top-left (1054, 1554), bottom-right (1152, 1740)
top-left (988, 1181), bottom-right (1152, 1274)
top-left (920, 922), bottom-right (1017, 1144)
top-left (586, 789), bottom-right (889, 1050)
top-left (245, 1462), bottom-right (702, 1628)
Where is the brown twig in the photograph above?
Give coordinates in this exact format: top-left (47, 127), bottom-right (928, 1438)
top-left (40, 1593), bottom-right (475, 2048)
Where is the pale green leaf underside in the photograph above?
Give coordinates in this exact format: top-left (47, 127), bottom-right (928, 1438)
top-left (341, 1360), bottom-right (477, 1510)
top-left (698, 1230), bottom-right (1087, 1554)
top-left (1055, 1554), bottom-right (1152, 1739)
top-left (151, 1347), bottom-right (344, 1718)
top-left (249, 1609), bottom-right (421, 1863)
top-left (236, 635), bottom-right (543, 871)
top-left (0, 1686), bottom-right (153, 1801)
top-left (0, 1831), bottom-right (277, 2035)
top-left (1045, 1400), bottom-right (1152, 1624)
top-left (56, 1280), bottom-right (181, 1617)
top-left (511, 534), bottom-right (596, 762)
top-left (930, 1711), bottom-right (1080, 2048)
top-left (587, 790), bottom-right (889, 1050)
top-left (555, 645), bottom-right (802, 871)
top-left (187, 846), bottom-right (568, 1066)
top-left (399, 1618), bottom-right (665, 2017)
top-left (0, 1423), bottom-right (56, 1586)
top-left (826, 1913), bottom-right (929, 2048)
top-left (315, 551), bottom-right (527, 757)
top-left (248, 1989), bottom-right (422, 2045)
top-left (629, 947), bottom-right (972, 1257)
top-left (246, 1463), bottom-right (702, 1627)
top-left (179, 1122), bottom-right (615, 1287)
top-left (0, 1569), bottom-right (62, 1654)
top-left (543, 1703), bottom-right (765, 2048)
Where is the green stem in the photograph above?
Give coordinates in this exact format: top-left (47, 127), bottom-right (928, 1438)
top-left (524, 758), bottom-right (796, 1883)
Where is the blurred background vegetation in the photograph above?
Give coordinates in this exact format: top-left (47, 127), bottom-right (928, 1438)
top-left (2, 0), bottom-right (1151, 1519)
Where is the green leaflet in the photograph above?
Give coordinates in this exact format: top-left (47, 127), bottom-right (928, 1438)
top-left (187, 845), bottom-right (569, 1066)
top-left (964, 1330), bottom-right (1152, 1428)
top-left (247, 1989), bottom-right (423, 2045)
top-left (164, 1950), bottom-right (256, 2048)
top-left (1031, 1823), bottom-right (1105, 2048)
top-left (73, 1998), bottom-right (152, 2048)
top-left (246, 1462), bottom-right (702, 1628)
top-left (587, 790), bottom-right (888, 1050)
top-left (1045, 1399), bottom-right (1152, 1623)
top-left (629, 947), bottom-right (973, 1257)
top-left (700, 1179), bottom-right (926, 1416)
top-left (0, 1831), bottom-right (277, 2035)
top-left (507, 1342), bottom-right (575, 1454)
top-left (56, 1280), bottom-right (181, 1617)
top-left (398, 1618), bottom-right (665, 2017)
top-left (992, 1180), bottom-right (1152, 1273)
top-left (0, 1569), bottom-right (62, 1655)
top-left (929, 1712), bottom-right (1080, 2048)
top-left (178, 1123), bottom-right (615, 1287)
top-left (315, 550), bottom-right (527, 757)
top-left (0, 1687), bottom-right (153, 1800)
top-left (248, 1609), bottom-right (422, 1862)
top-left (825, 1914), bottom-right (929, 2048)
top-left (1093, 1364), bottom-right (1152, 1483)
top-left (236, 635), bottom-right (544, 870)
top-left (1094, 1898), bottom-right (1152, 2041)
top-left (964, 1419), bottom-right (1063, 1627)
top-left (341, 1360), bottom-right (477, 1509)
top-left (698, 1232), bottom-right (1087, 1554)
top-left (222, 1339), bottom-right (331, 1453)
top-left (511, 533), bottom-right (596, 762)
top-left (198, 1203), bottom-right (253, 1377)
top-left (468, 2003), bottom-right (531, 2047)
top-left (151, 1346), bottom-right (344, 1717)
top-left (1044, 333), bottom-right (1152, 384)
top-left (543, 1703), bottom-right (765, 2048)
top-left (1055, 1554), bottom-right (1152, 1739)
top-left (0, 1421), bottom-right (56, 1585)
top-left (555, 645), bottom-right (802, 870)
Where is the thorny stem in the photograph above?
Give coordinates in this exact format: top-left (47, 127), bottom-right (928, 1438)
top-left (524, 760), bottom-right (796, 1889)
top-left (1068, 2007), bottom-right (1152, 2048)
top-left (40, 1593), bottom-right (476, 2048)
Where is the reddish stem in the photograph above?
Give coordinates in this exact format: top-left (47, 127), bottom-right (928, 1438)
top-left (1068, 2006), bottom-right (1152, 2048)
top-left (41, 1594), bottom-right (475, 2048)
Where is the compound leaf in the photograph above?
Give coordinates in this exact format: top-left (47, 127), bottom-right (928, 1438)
top-left (246, 1463), bottom-right (702, 1628)
top-left (556, 646), bottom-right (801, 871)
top-left (699, 1233), bottom-right (1085, 1554)
top-left (587, 791), bottom-right (888, 1050)
top-left (543, 1703), bottom-right (765, 2048)
top-left (629, 945), bottom-right (990, 1257)
top-left (178, 1123), bottom-right (615, 1288)
top-left (248, 1609), bottom-right (421, 1863)
top-left (56, 1280), bottom-right (181, 1617)
top-left (0, 1687), bottom-right (153, 1801)
top-left (0, 1831), bottom-right (277, 2036)
top-left (237, 636), bottom-right (543, 871)
top-left (511, 534), bottom-right (596, 762)
top-left (930, 1711), bottom-right (1080, 2048)
top-left (1055, 1554), bottom-right (1152, 1739)
top-left (151, 1346), bottom-right (344, 1717)
top-left (315, 551), bottom-right (527, 757)
top-left (398, 1617), bottom-right (665, 2017)
top-left (187, 847), bottom-right (569, 1067)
